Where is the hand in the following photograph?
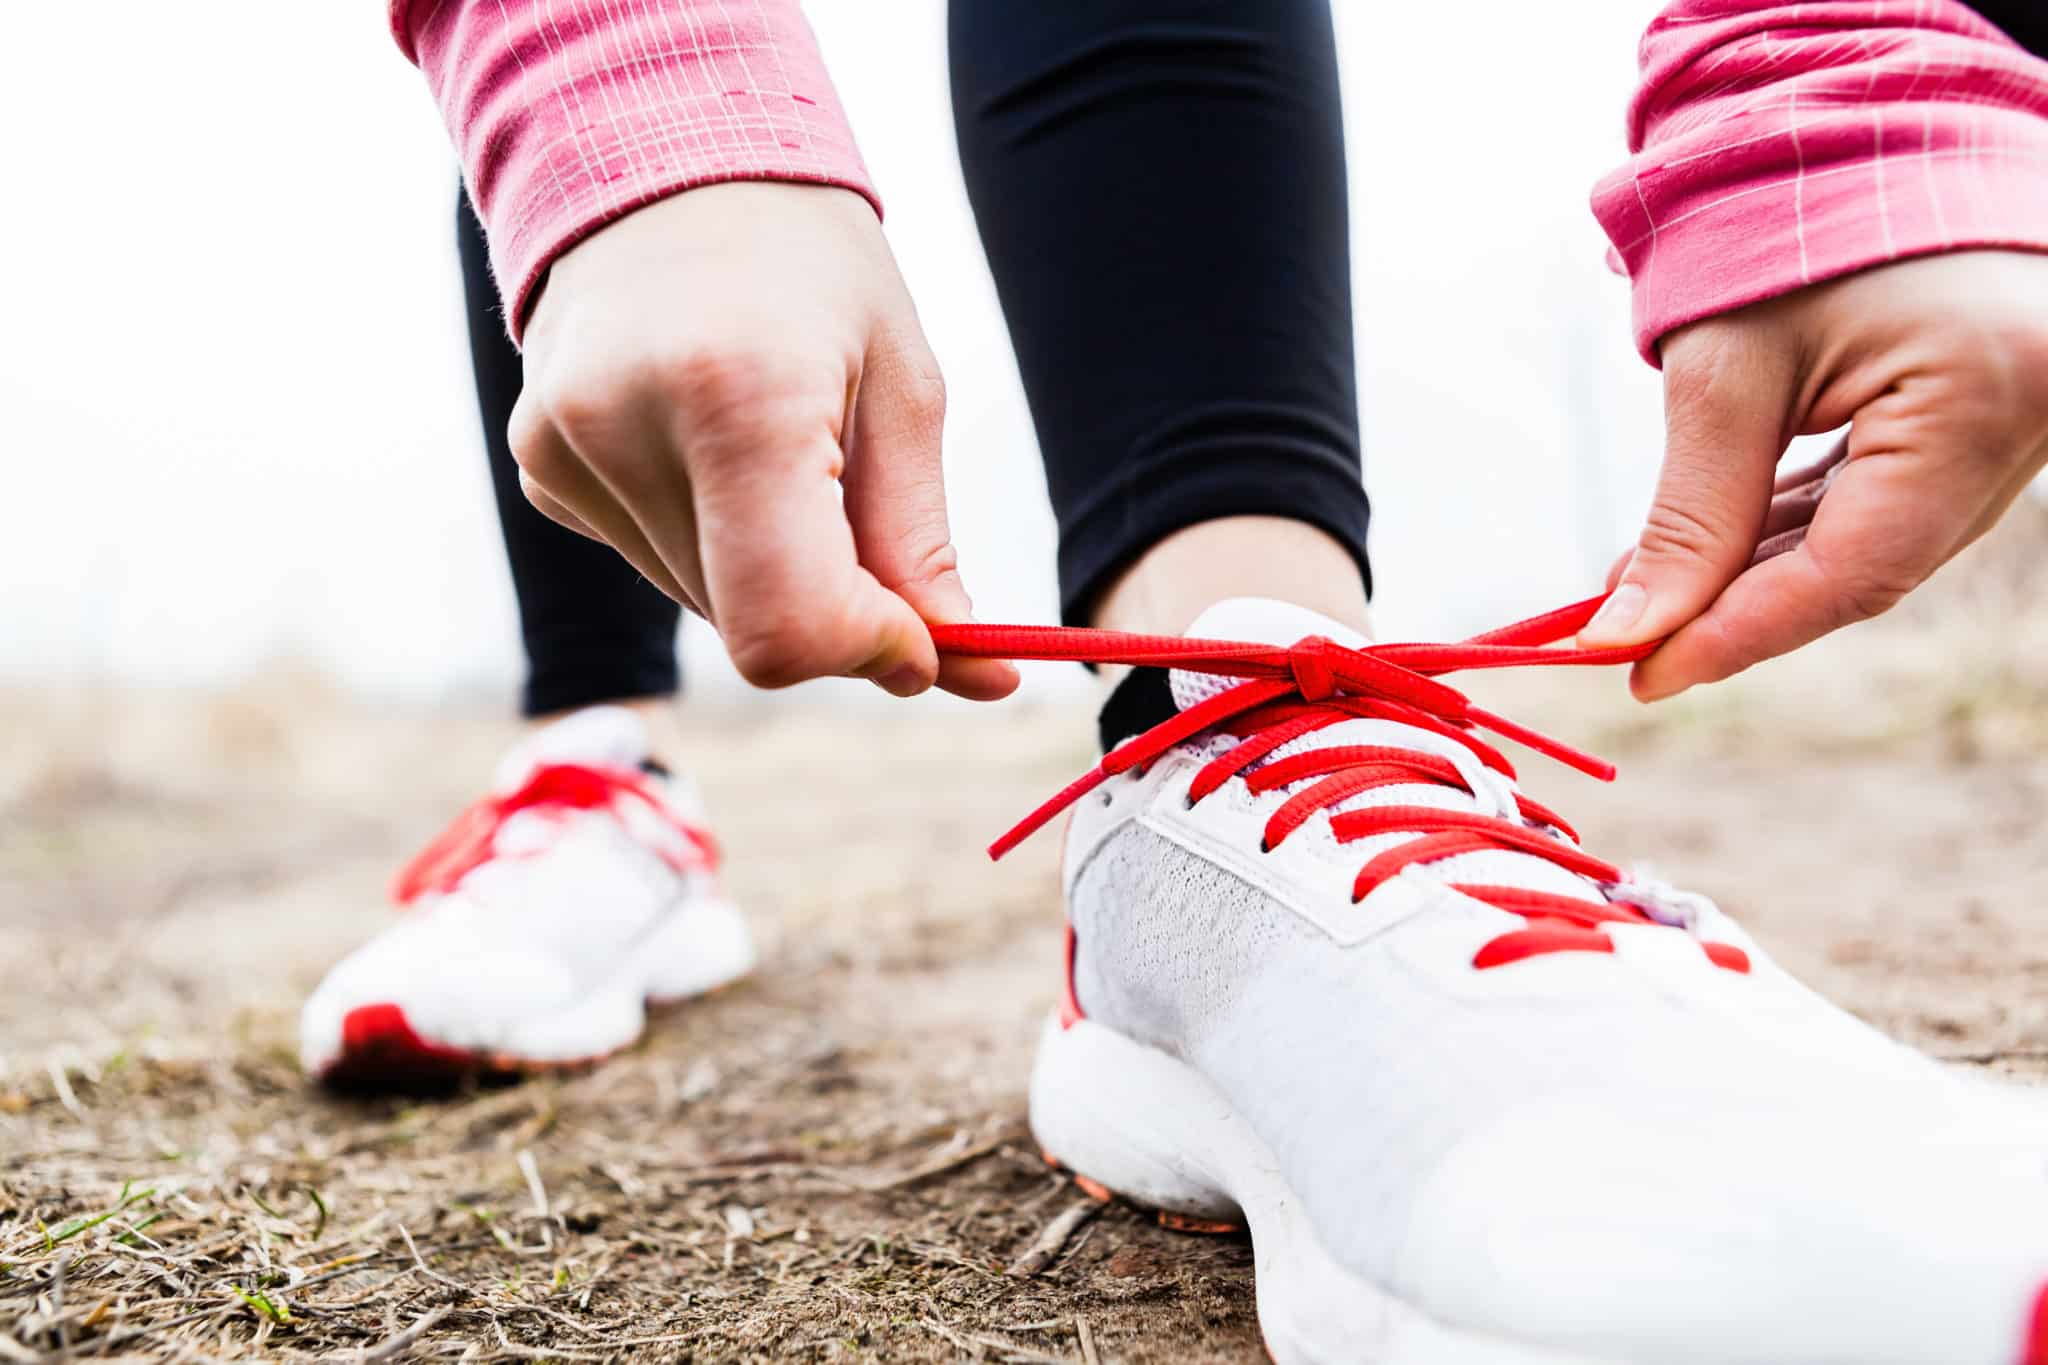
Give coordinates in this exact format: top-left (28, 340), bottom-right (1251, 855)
top-left (509, 182), bottom-right (1018, 701)
top-left (1580, 251), bottom-right (2048, 700)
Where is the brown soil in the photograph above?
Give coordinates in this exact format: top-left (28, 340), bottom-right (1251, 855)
top-left (4, 506), bottom-right (2047, 1362)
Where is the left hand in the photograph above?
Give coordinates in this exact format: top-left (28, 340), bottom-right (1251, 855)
top-left (1579, 250), bottom-right (2048, 700)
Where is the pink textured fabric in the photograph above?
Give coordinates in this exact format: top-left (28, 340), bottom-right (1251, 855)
top-left (391, 0), bottom-right (877, 341)
top-left (395, 3), bottom-right (2048, 361)
top-left (1594, 1), bottom-right (2048, 363)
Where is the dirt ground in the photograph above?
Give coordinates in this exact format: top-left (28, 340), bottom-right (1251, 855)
top-left (5, 507), bottom-right (2048, 1362)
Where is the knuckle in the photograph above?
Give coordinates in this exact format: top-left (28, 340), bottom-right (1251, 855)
top-left (663, 346), bottom-right (805, 430)
top-left (895, 354), bottom-right (947, 426)
top-left (537, 372), bottom-right (628, 452)
top-left (723, 621), bottom-right (828, 689)
top-left (722, 578), bottom-right (886, 688)
top-left (662, 346), bottom-right (831, 458)
top-left (516, 469), bottom-right (552, 513)
top-left (1661, 324), bottom-right (1758, 409)
top-left (897, 537), bottom-right (961, 593)
top-left (1833, 572), bottom-right (1915, 626)
top-left (508, 413), bottom-right (571, 487)
top-left (1635, 499), bottom-right (1729, 567)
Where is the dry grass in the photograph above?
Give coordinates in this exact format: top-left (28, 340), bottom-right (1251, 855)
top-left (4, 503), bottom-right (2048, 1361)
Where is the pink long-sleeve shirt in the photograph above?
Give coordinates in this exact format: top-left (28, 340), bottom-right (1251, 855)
top-left (394, 1), bottom-right (2048, 360)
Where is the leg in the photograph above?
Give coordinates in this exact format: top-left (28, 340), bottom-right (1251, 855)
top-left (949, 0), bottom-right (1370, 638)
top-left (457, 186), bottom-right (685, 725)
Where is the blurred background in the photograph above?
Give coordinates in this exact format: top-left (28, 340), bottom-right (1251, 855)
top-left (5, 6), bottom-right (2048, 1360)
top-left (2, 0), bottom-right (1675, 704)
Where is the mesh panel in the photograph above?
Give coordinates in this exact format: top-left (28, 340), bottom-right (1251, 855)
top-left (1067, 825), bottom-right (1798, 1279)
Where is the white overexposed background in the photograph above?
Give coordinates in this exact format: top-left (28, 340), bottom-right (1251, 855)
top-left (0, 1), bottom-right (1669, 707)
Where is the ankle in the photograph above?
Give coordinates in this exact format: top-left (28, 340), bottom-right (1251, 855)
top-left (1086, 518), bottom-right (1370, 696)
top-left (1090, 516), bottom-right (1371, 638)
top-left (528, 696), bottom-right (687, 771)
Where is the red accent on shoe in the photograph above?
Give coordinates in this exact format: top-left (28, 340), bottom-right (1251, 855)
top-left (323, 1002), bottom-right (620, 1087)
top-left (329, 1003), bottom-right (480, 1085)
top-left (934, 592), bottom-right (1735, 974)
top-left (391, 762), bottom-right (717, 905)
top-left (1702, 941), bottom-right (1752, 974)
top-left (1473, 925), bottom-right (1616, 969)
top-left (1058, 923), bottom-right (1086, 1028)
top-left (2020, 1281), bottom-right (2048, 1365)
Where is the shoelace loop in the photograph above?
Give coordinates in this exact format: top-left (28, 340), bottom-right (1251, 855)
top-left (391, 762), bottom-right (718, 906)
top-left (934, 592), bottom-right (1748, 974)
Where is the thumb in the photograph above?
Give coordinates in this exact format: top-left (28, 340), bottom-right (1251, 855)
top-left (844, 332), bottom-right (1019, 701)
top-left (1579, 323), bottom-right (1797, 649)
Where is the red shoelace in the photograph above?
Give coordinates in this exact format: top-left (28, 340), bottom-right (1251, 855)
top-left (391, 763), bottom-right (719, 905)
top-left (933, 592), bottom-right (1748, 974)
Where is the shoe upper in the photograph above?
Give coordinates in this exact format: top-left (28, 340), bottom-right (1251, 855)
top-left (1048, 599), bottom-right (2048, 1365)
top-left (299, 706), bottom-right (722, 1072)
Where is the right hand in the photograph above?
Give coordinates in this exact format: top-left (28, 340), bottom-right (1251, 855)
top-left (510, 182), bottom-right (1018, 701)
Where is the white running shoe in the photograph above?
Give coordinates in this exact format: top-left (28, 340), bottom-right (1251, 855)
top-left (300, 705), bottom-right (753, 1086)
top-left (941, 598), bottom-right (2048, 1365)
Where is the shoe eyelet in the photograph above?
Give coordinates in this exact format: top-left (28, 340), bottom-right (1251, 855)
top-left (1099, 791), bottom-right (1114, 808)
top-left (1258, 837), bottom-right (1274, 854)
top-left (1183, 794), bottom-right (1198, 811)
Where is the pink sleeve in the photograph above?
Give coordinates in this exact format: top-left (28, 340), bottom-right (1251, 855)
top-left (1591, 0), bottom-right (2048, 364)
top-left (390, 0), bottom-right (879, 342)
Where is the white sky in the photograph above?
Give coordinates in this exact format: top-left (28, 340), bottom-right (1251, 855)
top-left (0, 1), bottom-right (1670, 706)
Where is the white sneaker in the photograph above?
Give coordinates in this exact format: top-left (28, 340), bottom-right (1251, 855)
top-left (300, 705), bottom-right (753, 1085)
top-left (942, 599), bottom-right (2048, 1365)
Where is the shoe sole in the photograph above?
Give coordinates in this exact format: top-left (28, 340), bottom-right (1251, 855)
top-left (317, 896), bottom-right (756, 1089)
top-left (1029, 1013), bottom-right (1625, 1365)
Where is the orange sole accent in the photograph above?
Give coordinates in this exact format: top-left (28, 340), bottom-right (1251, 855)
top-left (1157, 1210), bottom-right (1244, 1235)
top-left (1038, 1149), bottom-right (1246, 1235)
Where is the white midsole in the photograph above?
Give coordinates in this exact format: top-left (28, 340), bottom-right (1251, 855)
top-left (492, 895), bottom-right (756, 1061)
top-left (1027, 1014), bottom-right (1624, 1365)
top-left (304, 894), bottom-right (759, 1073)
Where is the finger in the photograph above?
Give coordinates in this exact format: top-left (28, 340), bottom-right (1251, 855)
top-left (844, 334), bottom-right (1019, 702)
top-left (1602, 548), bottom-right (1630, 592)
top-left (518, 469), bottom-right (599, 540)
top-left (1758, 479), bottom-right (1825, 544)
top-left (509, 394), bottom-right (706, 616)
top-left (684, 399), bottom-right (937, 695)
top-left (1628, 439), bottom-right (1991, 699)
top-left (526, 382), bottom-right (720, 617)
top-left (1760, 436), bottom-right (1845, 541)
top-left (1578, 324), bottom-right (1799, 650)
top-left (1772, 435), bottom-right (1850, 494)
top-left (1750, 523), bottom-right (1808, 565)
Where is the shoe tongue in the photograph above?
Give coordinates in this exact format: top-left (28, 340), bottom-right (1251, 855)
top-left (492, 705), bottom-right (652, 791)
top-left (1170, 598), bottom-right (1369, 712)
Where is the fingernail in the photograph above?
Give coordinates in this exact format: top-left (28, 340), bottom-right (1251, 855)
top-left (1582, 582), bottom-right (1647, 642)
top-left (874, 665), bottom-right (926, 698)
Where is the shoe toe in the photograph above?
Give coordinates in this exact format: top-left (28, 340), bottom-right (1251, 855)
top-left (299, 934), bottom-right (576, 1076)
top-left (1394, 1095), bottom-right (2048, 1365)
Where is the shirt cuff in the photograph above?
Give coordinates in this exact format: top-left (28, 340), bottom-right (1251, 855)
top-left (399, 0), bottom-right (879, 343)
top-left (1592, 2), bottom-right (2048, 365)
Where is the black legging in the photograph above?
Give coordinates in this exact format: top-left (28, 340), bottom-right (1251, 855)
top-left (460, 197), bottom-right (683, 717)
top-left (460, 0), bottom-right (2046, 717)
